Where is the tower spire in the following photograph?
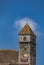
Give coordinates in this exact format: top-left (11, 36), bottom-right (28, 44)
top-left (19, 22), bottom-right (36, 37)
top-left (26, 18), bottom-right (28, 24)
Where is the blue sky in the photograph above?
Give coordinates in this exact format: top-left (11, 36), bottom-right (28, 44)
top-left (0, 0), bottom-right (44, 65)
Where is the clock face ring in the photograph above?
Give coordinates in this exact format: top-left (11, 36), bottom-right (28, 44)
top-left (21, 53), bottom-right (28, 59)
top-left (23, 53), bottom-right (28, 58)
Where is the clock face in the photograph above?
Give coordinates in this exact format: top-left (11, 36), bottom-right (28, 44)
top-left (21, 53), bottom-right (28, 59)
top-left (22, 53), bottom-right (28, 58)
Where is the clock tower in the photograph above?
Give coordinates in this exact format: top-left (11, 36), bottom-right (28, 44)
top-left (18, 23), bottom-right (36, 65)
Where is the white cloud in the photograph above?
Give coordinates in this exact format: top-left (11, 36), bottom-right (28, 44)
top-left (14, 17), bottom-right (42, 37)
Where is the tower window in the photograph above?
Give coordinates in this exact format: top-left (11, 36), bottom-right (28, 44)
top-left (23, 37), bottom-right (26, 41)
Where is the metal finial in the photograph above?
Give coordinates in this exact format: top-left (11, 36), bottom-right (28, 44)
top-left (26, 19), bottom-right (28, 24)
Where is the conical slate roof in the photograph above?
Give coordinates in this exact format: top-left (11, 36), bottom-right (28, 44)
top-left (19, 23), bottom-right (36, 36)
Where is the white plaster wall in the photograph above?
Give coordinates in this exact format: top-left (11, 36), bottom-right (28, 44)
top-left (19, 35), bottom-right (30, 42)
